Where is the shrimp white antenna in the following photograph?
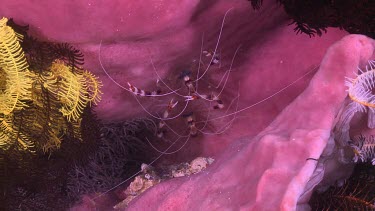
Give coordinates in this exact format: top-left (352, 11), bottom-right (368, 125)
top-left (146, 136), bottom-right (191, 155)
top-left (197, 101), bottom-right (213, 132)
top-left (200, 90), bottom-right (241, 135)
top-left (91, 135), bottom-right (182, 201)
top-left (99, 40), bottom-right (179, 97)
top-left (202, 96), bottom-right (239, 135)
top-left (193, 7), bottom-right (234, 83)
top-left (215, 44), bottom-right (242, 92)
top-left (149, 56), bottom-right (185, 97)
top-left (199, 65), bottom-right (318, 123)
top-left (132, 94), bottom-right (191, 121)
top-left (195, 33), bottom-right (205, 92)
top-left (161, 124), bottom-right (189, 138)
top-left (197, 44), bottom-right (242, 104)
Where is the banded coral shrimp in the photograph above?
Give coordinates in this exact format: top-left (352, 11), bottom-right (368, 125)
top-left (98, 8), bottom-right (238, 146)
top-left (90, 7), bottom-right (319, 207)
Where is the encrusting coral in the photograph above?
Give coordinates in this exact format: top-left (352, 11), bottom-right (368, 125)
top-left (113, 157), bottom-right (214, 209)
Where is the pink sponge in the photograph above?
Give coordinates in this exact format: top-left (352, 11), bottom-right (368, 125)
top-left (124, 35), bottom-right (375, 210)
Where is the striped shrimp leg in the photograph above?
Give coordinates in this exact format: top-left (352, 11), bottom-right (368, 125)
top-left (127, 82), bottom-right (161, 97)
top-left (184, 76), bottom-right (196, 93)
top-left (202, 50), bottom-right (220, 66)
top-left (157, 99), bottom-right (178, 138)
top-left (200, 94), bottom-right (224, 109)
top-left (183, 112), bottom-right (198, 137)
top-left (184, 93), bottom-right (224, 110)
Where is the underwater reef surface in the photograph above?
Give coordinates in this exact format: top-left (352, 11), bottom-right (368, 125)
top-left (2, 0), bottom-right (375, 210)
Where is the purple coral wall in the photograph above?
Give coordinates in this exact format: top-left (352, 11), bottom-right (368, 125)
top-left (2, 0), bottom-right (375, 210)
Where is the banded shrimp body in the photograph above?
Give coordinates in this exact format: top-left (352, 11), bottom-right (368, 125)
top-left (93, 7), bottom-right (318, 204)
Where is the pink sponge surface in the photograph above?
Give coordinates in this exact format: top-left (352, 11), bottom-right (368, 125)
top-left (2, 0), bottom-right (375, 210)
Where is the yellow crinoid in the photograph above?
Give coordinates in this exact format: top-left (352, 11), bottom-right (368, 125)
top-left (0, 17), bottom-right (33, 115)
top-left (44, 60), bottom-right (103, 122)
top-left (0, 17), bottom-right (35, 151)
top-left (0, 17), bottom-right (102, 154)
